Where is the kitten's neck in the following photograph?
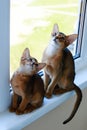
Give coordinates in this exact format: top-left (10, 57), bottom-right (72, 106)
top-left (46, 41), bottom-right (60, 57)
top-left (49, 37), bottom-right (60, 49)
top-left (15, 69), bottom-right (33, 77)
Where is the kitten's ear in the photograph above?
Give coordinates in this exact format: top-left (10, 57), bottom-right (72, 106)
top-left (21, 48), bottom-right (30, 58)
top-left (51, 23), bottom-right (59, 36)
top-left (36, 63), bottom-right (46, 72)
top-left (66, 34), bottom-right (78, 46)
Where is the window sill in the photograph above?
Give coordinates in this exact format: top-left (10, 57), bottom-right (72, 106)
top-left (0, 67), bottom-right (87, 130)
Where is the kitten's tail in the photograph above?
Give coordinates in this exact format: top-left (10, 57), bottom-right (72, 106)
top-left (63, 84), bottom-right (82, 124)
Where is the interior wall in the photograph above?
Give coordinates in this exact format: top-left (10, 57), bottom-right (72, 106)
top-left (23, 87), bottom-right (87, 130)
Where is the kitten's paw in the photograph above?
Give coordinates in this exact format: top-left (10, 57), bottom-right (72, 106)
top-left (53, 89), bottom-right (59, 95)
top-left (9, 106), bottom-right (16, 112)
top-left (24, 108), bottom-right (33, 114)
top-left (24, 106), bottom-right (34, 113)
top-left (16, 109), bottom-right (24, 115)
top-left (45, 92), bottom-right (52, 98)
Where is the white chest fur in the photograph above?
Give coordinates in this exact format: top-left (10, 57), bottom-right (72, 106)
top-left (46, 41), bottom-right (59, 57)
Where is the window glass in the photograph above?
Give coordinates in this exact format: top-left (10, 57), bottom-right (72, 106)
top-left (75, 0), bottom-right (86, 59)
top-left (10, 0), bottom-right (80, 73)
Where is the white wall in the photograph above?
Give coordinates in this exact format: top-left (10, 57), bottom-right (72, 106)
top-left (23, 87), bottom-right (87, 130)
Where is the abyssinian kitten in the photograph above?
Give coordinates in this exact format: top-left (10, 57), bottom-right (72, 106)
top-left (42, 24), bottom-right (82, 124)
top-left (9, 48), bottom-right (46, 115)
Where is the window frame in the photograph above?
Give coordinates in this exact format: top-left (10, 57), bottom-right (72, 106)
top-left (0, 0), bottom-right (87, 113)
top-left (0, 0), bottom-right (11, 112)
top-left (74, 0), bottom-right (86, 59)
top-left (75, 0), bottom-right (87, 72)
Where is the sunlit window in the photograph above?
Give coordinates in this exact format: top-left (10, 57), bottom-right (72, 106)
top-left (10, 0), bottom-right (81, 73)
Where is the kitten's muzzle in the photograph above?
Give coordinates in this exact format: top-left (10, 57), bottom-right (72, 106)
top-left (53, 36), bottom-right (59, 43)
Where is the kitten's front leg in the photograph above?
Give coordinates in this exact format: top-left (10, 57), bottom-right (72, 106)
top-left (9, 93), bottom-right (19, 112)
top-left (16, 97), bottom-right (29, 115)
top-left (43, 71), bottom-right (50, 91)
top-left (45, 75), bottom-right (58, 98)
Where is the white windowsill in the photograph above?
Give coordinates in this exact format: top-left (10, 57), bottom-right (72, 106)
top-left (0, 67), bottom-right (87, 130)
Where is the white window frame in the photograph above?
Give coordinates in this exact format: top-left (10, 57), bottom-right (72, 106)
top-left (0, 0), bottom-right (10, 112)
top-left (0, 0), bottom-right (87, 129)
top-left (75, 0), bottom-right (87, 72)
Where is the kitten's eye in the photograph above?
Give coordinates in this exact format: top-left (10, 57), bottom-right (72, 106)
top-left (61, 37), bottom-right (65, 40)
top-left (35, 64), bottom-right (38, 66)
top-left (29, 58), bottom-right (32, 62)
top-left (54, 36), bottom-right (59, 41)
top-left (57, 36), bottom-right (65, 41)
top-left (32, 63), bottom-right (38, 66)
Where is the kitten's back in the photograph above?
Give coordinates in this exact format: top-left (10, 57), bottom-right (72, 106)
top-left (62, 48), bottom-right (75, 78)
top-left (30, 74), bottom-right (45, 97)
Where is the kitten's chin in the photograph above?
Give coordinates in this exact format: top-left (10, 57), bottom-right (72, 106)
top-left (50, 38), bottom-right (60, 48)
top-left (17, 67), bottom-right (36, 76)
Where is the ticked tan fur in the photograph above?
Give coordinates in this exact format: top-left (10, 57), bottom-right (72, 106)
top-left (42, 24), bottom-right (82, 124)
top-left (10, 48), bottom-right (46, 115)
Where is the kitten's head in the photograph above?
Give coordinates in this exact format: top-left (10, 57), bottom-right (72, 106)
top-left (18, 48), bottom-right (46, 75)
top-left (51, 23), bottom-right (78, 49)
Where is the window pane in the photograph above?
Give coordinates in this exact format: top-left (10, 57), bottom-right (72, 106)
top-left (74, 0), bottom-right (86, 59)
top-left (10, 0), bottom-right (80, 73)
